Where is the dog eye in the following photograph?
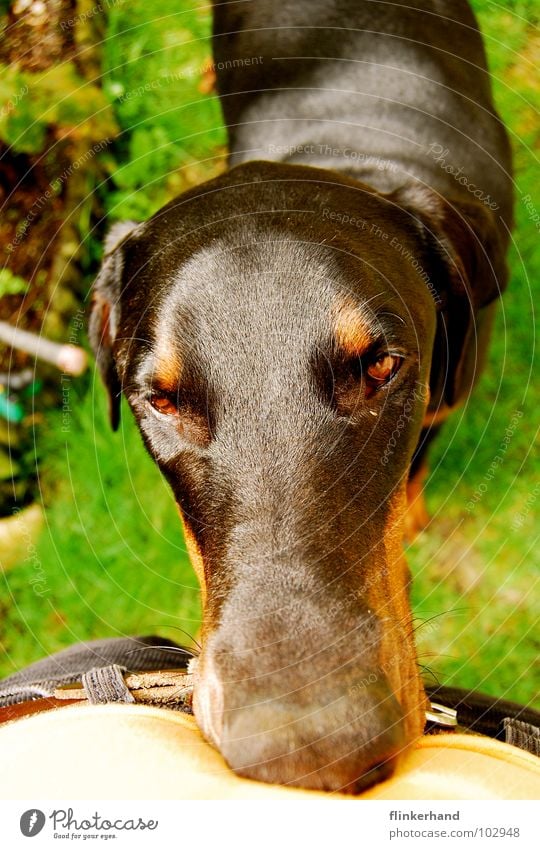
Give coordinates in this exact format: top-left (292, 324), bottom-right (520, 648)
top-left (148, 394), bottom-right (178, 415)
top-left (145, 392), bottom-right (212, 446)
top-left (365, 353), bottom-right (403, 387)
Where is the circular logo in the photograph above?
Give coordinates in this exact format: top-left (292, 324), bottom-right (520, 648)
top-left (20, 809), bottom-right (46, 837)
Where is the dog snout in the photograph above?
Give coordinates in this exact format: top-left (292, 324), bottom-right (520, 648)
top-left (195, 662), bottom-right (406, 793)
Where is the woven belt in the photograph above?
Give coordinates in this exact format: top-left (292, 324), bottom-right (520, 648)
top-left (0, 636), bottom-right (538, 757)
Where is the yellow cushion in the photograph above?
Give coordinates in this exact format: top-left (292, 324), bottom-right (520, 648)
top-left (0, 703), bottom-right (538, 799)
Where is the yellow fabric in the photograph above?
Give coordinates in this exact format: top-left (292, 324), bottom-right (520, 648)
top-left (0, 703), bottom-right (538, 799)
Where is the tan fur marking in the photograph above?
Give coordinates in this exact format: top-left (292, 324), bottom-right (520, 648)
top-left (333, 296), bottom-right (373, 355)
top-left (375, 485), bottom-right (427, 741)
top-left (152, 340), bottom-right (182, 393)
top-left (422, 404), bottom-right (454, 428)
top-left (177, 506), bottom-right (207, 610)
top-left (405, 464), bottom-right (430, 540)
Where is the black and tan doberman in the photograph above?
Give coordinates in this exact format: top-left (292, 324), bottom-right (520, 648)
top-left (89, 0), bottom-right (513, 792)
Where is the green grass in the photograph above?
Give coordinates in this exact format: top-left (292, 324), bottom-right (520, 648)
top-left (0, 1), bottom-right (538, 708)
top-left (102, 0), bottom-right (226, 220)
top-left (0, 380), bottom-right (201, 671)
top-left (410, 0), bottom-right (540, 705)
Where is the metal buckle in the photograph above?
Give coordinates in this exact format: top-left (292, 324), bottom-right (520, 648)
top-left (426, 701), bottom-right (458, 728)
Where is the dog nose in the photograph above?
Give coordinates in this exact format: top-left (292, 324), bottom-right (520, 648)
top-left (217, 676), bottom-right (405, 793)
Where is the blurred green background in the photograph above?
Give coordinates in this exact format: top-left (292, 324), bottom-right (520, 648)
top-left (0, 0), bottom-right (538, 707)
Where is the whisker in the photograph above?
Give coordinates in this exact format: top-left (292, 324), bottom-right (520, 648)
top-left (418, 664), bottom-right (441, 685)
top-left (168, 625), bottom-right (202, 651)
top-left (412, 607), bottom-right (469, 633)
top-left (361, 291), bottom-right (386, 306)
top-left (126, 644), bottom-right (197, 659)
top-left (378, 311), bottom-right (406, 325)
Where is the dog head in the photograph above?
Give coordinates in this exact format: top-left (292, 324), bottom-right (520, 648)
top-left (89, 161), bottom-right (505, 792)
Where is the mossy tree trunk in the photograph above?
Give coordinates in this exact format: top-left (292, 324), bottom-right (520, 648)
top-left (0, 0), bottom-right (117, 514)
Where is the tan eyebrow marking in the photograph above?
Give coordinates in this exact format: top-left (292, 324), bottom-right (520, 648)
top-left (332, 295), bottom-right (373, 355)
top-left (151, 338), bottom-right (182, 392)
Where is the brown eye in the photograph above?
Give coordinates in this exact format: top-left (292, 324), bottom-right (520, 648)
top-left (365, 354), bottom-right (403, 386)
top-left (149, 394), bottom-right (178, 415)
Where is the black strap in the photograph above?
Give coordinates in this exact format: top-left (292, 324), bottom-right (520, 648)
top-left (426, 684), bottom-right (540, 750)
top-left (0, 635), bottom-right (190, 707)
top-left (503, 718), bottom-right (540, 757)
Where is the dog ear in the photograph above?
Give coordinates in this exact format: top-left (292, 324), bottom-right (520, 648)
top-left (389, 185), bottom-right (508, 408)
top-left (88, 221), bottom-right (138, 430)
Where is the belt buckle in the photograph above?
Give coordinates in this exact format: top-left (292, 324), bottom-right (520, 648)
top-left (426, 701), bottom-right (458, 728)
